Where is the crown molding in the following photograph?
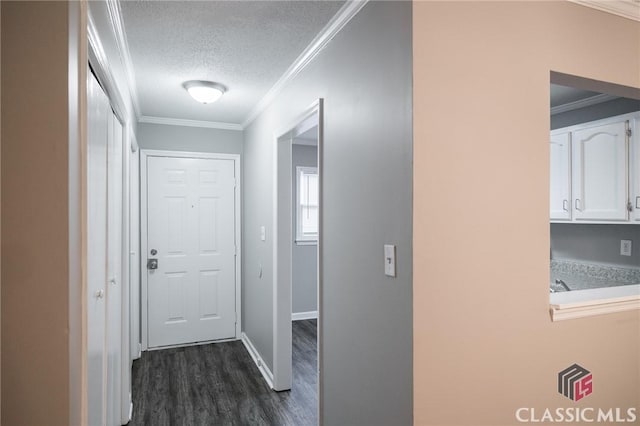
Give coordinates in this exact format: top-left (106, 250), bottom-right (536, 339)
top-left (241, 0), bottom-right (369, 128)
top-left (551, 93), bottom-right (618, 115)
top-left (569, 0), bottom-right (640, 22)
top-left (139, 115), bottom-right (243, 131)
top-left (106, 0), bottom-right (142, 119)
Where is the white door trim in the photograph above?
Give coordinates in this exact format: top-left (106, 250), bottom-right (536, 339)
top-left (272, 98), bottom-right (323, 415)
top-left (140, 150), bottom-right (242, 351)
top-left (68, 2), bottom-right (86, 425)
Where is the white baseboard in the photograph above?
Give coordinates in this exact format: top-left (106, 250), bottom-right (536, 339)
top-left (241, 332), bottom-right (274, 389)
top-left (292, 310), bottom-right (318, 321)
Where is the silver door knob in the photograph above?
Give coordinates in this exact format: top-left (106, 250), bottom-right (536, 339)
top-left (147, 258), bottom-right (158, 270)
top-left (95, 289), bottom-right (105, 299)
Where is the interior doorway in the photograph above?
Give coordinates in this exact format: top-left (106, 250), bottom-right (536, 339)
top-left (273, 100), bottom-right (323, 422)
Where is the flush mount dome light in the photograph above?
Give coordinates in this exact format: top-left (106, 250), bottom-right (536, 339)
top-left (183, 80), bottom-right (226, 104)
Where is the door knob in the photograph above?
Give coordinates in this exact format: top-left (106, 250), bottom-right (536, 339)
top-left (147, 258), bottom-right (158, 270)
top-left (95, 289), bottom-right (105, 299)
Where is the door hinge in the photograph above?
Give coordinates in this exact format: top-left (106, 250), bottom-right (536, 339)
top-left (627, 128), bottom-right (632, 137)
top-left (627, 200), bottom-right (633, 212)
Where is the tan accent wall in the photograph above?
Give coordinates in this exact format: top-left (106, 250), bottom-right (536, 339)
top-left (414, 2), bottom-right (640, 425)
top-left (1, 2), bottom-right (70, 425)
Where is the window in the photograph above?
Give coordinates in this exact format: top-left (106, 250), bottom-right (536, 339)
top-left (296, 166), bottom-right (318, 243)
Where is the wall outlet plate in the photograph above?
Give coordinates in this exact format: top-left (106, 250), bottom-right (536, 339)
top-left (620, 239), bottom-right (632, 256)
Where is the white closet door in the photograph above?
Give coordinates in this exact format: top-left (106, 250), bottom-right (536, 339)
top-left (87, 70), bottom-right (109, 426)
top-left (106, 113), bottom-right (123, 426)
top-left (572, 120), bottom-right (628, 221)
top-left (130, 149), bottom-right (141, 359)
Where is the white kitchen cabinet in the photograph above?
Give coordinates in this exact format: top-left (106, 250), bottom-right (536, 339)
top-left (632, 115), bottom-right (640, 222)
top-left (550, 131), bottom-right (571, 220)
top-left (571, 120), bottom-right (629, 221)
top-left (550, 111), bottom-right (640, 224)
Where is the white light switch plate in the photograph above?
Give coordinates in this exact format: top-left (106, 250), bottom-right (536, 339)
top-left (384, 244), bottom-right (396, 277)
top-left (621, 240), bottom-right (632, 256)
top-left (260, 226), bottom-right (266, 242)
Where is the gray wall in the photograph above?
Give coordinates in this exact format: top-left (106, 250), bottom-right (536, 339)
top-left (551, 97), bottom-right (640, 129)
top-left (551, 224), bottom-right (640, 267)
top-left (137, 122), bottom-right (242, 154)
top-left (292, 144), bottom-right (318, 314)
top-left (242, 2), bottom-right (412, 425)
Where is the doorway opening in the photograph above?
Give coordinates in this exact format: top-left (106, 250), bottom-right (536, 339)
top-left (273, 99), bottom-right (323, 423)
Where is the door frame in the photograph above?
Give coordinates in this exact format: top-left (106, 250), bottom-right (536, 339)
top-left (140, 149), bottom-right (242, 350)
top-left (272, 99), bottom-right (323, 398)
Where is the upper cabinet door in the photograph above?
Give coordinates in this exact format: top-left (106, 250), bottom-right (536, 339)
top-left (550, 131), bottom-right (571, 220)
top-left (632, 117), bottom-right (640, 222)
top-left (572, 120), bottom-right (628, 221)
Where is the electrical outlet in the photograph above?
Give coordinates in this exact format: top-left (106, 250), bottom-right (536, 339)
top-left (620, 240), bottom-right (632, 256)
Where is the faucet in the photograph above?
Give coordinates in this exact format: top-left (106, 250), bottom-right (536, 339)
top-left (555, 279), bottom-right (571, 292)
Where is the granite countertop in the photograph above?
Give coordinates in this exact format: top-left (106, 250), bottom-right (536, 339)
top-left (550, 259), bottom-right (640, 293)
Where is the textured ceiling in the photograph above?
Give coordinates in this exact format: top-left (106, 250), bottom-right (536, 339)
top-left (121, 1), bottom-right (345, 125)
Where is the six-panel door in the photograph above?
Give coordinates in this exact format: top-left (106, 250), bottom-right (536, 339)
top-left (147, 157), bottom-right (236, 348)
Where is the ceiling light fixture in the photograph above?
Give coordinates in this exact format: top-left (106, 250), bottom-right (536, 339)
top-left (183, 80), bottom-right (226, 104)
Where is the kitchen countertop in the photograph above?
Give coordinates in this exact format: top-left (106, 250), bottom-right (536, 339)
top-left (550, 259), bottom-right (640, 293)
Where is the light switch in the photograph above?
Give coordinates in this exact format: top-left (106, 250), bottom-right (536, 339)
top-left (621, 240), bottom-right (632, 256)
top-left (384, 244), bottom-right (396, 277)
top-left (260, 226), bottom-right (266, 242)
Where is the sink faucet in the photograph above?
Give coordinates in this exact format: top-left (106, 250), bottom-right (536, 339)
top-left (555, 279), bottom-right (571, 291)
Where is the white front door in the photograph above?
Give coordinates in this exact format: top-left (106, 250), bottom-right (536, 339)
top-left (147, 156), bottom-right (237, 348)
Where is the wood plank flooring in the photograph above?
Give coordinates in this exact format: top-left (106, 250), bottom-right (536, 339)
top-left (128, 319), bottom-right (317, 426)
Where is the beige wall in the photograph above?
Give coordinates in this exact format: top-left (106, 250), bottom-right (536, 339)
top-left (0, 2), bottom-right (3, 421)
top-left (413, 2), bottom-right (640, 425)
top-left (1, 2), bottom-right (70, 425)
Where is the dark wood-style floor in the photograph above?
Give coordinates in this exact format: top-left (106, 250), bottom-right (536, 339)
top-left (128, 319), bottom-right (318, 426)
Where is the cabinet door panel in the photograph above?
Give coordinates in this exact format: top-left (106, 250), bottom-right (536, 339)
top-left (572, 121), bottom-right (628, 221)
top-left (550, 132), bottom-right (571, 220)
top-left (631, 116), bottom-right (640, 222)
